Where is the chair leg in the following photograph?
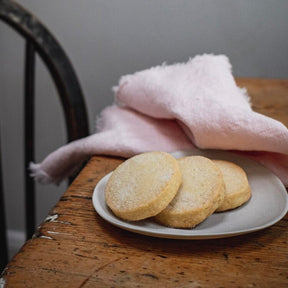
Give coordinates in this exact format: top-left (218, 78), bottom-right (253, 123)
top-left (0, 126), bottom-right (8, 271)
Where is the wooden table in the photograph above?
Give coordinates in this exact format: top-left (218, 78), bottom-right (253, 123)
top-left (1, 78), bottom-right (288, 287)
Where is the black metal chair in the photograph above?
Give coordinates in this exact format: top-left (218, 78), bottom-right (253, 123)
top-left (0, 0), bottom-right (89, 270)
top-left (0, 128), bottom-right (8, 271)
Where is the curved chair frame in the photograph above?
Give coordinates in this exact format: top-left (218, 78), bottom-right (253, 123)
top-left (0, 0), bottom-right (89, 267)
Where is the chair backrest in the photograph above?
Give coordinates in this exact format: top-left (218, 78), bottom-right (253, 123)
top-left (0, 126), bottom-right (8, 270)
top-left (0, 0), bottom-right (89, 268)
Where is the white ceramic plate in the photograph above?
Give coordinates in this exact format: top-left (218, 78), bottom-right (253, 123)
top-left (92, 150), bottom-right (288, 239)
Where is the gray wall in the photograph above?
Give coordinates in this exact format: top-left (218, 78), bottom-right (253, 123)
top-left (1, 0), bottom-right (288, 234)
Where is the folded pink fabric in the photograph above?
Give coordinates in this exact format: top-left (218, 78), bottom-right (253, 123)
top-left (30, 54), bottom-right (288, 186)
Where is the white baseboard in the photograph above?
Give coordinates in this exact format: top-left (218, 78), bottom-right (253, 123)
top-left (7, 229), bottom-right (25, 260)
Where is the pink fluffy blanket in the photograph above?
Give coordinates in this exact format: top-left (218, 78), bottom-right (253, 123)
top-left (30, 54), bottom-right (288, 186)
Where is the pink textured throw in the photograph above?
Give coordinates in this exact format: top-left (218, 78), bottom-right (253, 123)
top-left (30, 54), bottom-right (288, 186)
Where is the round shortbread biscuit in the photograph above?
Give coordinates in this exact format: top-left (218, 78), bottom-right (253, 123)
top-left (213, 160), bottom-right (251, 212)
top-left (105, 151), bottom-right (182, 221)
top-left (154, 156), bottom-right (225, 228)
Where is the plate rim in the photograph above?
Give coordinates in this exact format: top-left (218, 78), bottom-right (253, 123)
top-left (92, 150), bottom-right (288, 240)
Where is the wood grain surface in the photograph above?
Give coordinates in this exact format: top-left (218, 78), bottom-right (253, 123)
top-left (1, 78), bottom-right (288, 288)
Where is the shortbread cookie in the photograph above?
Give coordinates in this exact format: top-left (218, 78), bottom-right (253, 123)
top-left (105, 151), bottom-right (182, 221)
top-left (213, 160), bottom-right (251, 212)
top-left (154, 156), bottom-right (225, 228)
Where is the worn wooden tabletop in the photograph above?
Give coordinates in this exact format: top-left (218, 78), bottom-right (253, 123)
top-left (1, 78), bottom-right (288, 288)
